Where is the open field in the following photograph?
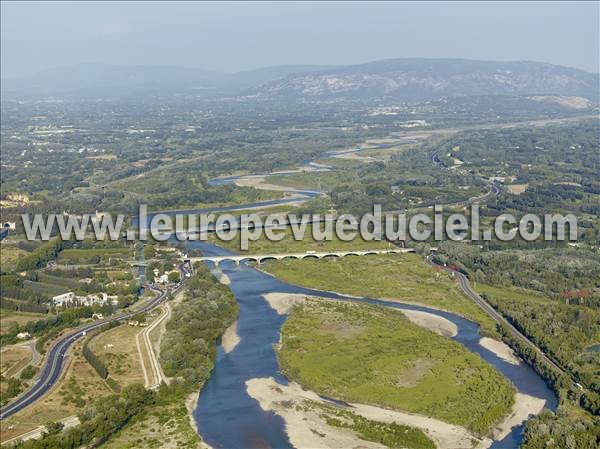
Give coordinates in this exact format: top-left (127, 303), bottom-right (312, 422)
top-left (0, 311), bottom-right (48, 335)
top-left (22, 280), bottom-right (68, 297)
top-left (59, 247), bottom-right (131, 261)
top-left (262, 253), bottom-right (498, 334)
top-left (0, 339), bottom-right (112, 443)
top-left (278, 299), bottom-right (515, 435)
top-left (89, 323), bottom-right (146, 387)
top-left (0, 345), bottom-right (32, 378)
top-left (266, 170), bottom-right (352, 192)
top-left (208, 223), bottom-right (391, 253)
top-left (0, 245), bottom-right (28, 271)
top-left (99, 394), bottom-right (204, 449)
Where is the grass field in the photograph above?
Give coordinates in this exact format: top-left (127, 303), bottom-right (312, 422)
top-left (100, 394), bottom-right (202, 449)
top-left (0, 339), bottom-right (112, 443)
top-left (89, 324), bottom-right (146, 387)
top-left (36, 273), bottom-right (87, 291)
top-left (278, 299), bottom-right (515, 435)
top-left (0, 245), bottom-right (28, 271)
top-left (23, 279), bottom-right (69, 296)
top-left (208, 223), bottom-right (391, 253)
top-left (0, 345), bottom-right (32, 377)
top-left (266, 170), bottom-right (352, 192)
top-left (263, 253), bottom-right (498, 334)
top-left (0, 310), bottom-right (48, 335)
top-left (59, 247), bottom-right (131, 261)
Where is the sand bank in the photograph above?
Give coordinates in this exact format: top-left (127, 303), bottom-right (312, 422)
top-left (246, 377), bottom-right (492, 449)
top-left (479, 337), bottom-right (520, 365)
top-left (185, 392), bottom-right (214, 449)
top-left (262, 292), bottom-right (308, 315)
top-left (221, 321), bottom-right (240, 354)
top-left (399, 309), bottom-right (458, 337)
top-left (492, 393), bottom-right (546, 440)
top-left (214, 271), bottom-right (231, 285)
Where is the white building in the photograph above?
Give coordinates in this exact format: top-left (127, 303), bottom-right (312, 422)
top-left (52, 292), bottom-right (75, 307)
top-left (53, 292), bottom-right (118, 308)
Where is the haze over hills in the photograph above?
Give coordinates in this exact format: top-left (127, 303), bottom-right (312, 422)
top-left (2, 58), bottom-right (598, 102)
top-left (248, 58), bottom-right (600, 101)
top-left (0, 63), bottom-right (331, 98)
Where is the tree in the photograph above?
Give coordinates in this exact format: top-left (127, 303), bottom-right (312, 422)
top-left (44, 421), bottom-right (64, 436)
top-left (167, 271), bottom-right (180, 283)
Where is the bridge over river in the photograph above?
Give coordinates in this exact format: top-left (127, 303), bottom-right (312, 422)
top-left (185, 247), bottom-right (419, 267)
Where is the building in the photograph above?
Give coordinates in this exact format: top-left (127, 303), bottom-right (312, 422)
top-left (52, 292), bottom-right (75, 307)
top-left (16, 332), bottom-right (31, 340)
top-left (53, 292), bottom-right (118, 308)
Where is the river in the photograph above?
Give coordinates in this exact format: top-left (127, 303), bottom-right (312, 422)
top-left (140, 153), bottom-right (557, 449)
top-left (181, 240), bottom-right (557, 449)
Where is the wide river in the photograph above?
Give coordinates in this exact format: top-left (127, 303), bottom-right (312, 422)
top-left (180, 240), bottom-right (557, 449)
top-left (141, 162), bottom-right (557, 449)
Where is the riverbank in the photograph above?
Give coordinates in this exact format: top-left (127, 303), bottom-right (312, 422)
top-left (479, 337), bottom-right (521, 365)
top-left (262, 292), bottom-right (547, 447)
top-left (246, 376), bottom-right (491, 449)
top-left (260, 254), bottom-right (499, 335)
top-left (399, 309), bottom-right (458, 337)
top-left (264, 291), bottom-right (458, 337)
top-left (221, 320), bottom-right (240, 354)
top-left (275, 298), bottom-right (515, 436)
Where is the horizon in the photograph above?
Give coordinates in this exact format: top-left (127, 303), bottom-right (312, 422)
top-left (3, 55), bottom-right (599, 82)
top-left (2, 2), bottom-right (598, 78)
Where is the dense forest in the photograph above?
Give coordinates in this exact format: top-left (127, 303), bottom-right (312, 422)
top-left (160, 263), bottom-right (238, 389)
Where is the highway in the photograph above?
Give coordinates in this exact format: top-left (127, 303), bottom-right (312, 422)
top-left (427, 255), bottom-right (580, 389)
top-left (0, 264), bottom-right (190, 421)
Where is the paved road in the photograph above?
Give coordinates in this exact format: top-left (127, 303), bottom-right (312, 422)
top-left (427, 255), bottom-right (579, 389)
top-left (0, 264), bottom-right (190, 421)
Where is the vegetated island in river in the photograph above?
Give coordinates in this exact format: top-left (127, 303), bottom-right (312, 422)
top-left (248, 297), bottom-right (516, 449)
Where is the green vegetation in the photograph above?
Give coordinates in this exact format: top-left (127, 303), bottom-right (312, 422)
top-left (263, 253), bottom-right (498, 334)
top-left (160, 263), bottom-right (238, 388)
top-left (1, 377), bottom-right (23, 406)
top-left (0, 306), bottom-right (94, 348)
top-left (278, 299), bottom-right (515, 435)
top-left (438, 242), bottom-right (600, 302)
top-left (208, 223), bottom-right (390, 253)
top-left (521, 410), bottom-right (600, 449)
top-left (479, 284), bottom-right (600, 412)
top-left (99, 387), bottom-right (203, 449)
top-left (307, 400), bottom-right (436, 449)
top-left (14, 384), bottom-right (153, 449)
top-left (15, 239), bottom-right (64, 271)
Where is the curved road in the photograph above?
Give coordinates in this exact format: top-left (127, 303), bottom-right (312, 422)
top-left (0, 264), bottom-right (190, 421)
top-left (427, 255), bottom-right (580, 390)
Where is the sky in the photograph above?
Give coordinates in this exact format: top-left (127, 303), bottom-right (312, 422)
top-left (1, 1), bottom-right (599, 78)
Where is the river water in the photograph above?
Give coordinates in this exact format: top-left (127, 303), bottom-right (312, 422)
top-left (136, 165), bottom-right (557, 449)
top-left (185, 240), bottom-right (557, 449)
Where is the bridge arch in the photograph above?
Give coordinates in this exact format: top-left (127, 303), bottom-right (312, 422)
top-left (362, 251), bottom-right (380, 256)
top-left (321, 253), bottom-right (341, 260)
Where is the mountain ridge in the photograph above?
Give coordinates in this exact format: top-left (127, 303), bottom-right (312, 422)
top-left (2, 58), bottom-right (598, 101)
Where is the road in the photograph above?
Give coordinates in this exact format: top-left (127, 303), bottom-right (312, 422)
top-left (0, 263), bottom-right (190, 421)
top-left (427, 255), bottom-right (578, 389)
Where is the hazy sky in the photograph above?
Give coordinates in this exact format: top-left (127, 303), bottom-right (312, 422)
top-left (1, 1), bottom-right (598, 78)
